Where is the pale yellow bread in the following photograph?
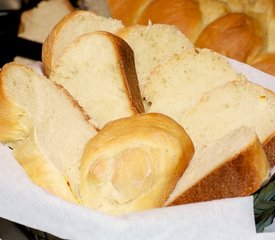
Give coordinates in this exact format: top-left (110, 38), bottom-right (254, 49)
top-left (50, 31), bottom-right (144, 129)
top-left (117, 24), bottom-right (194, 93)
top-left (0, 63), bottom-right (97, 200)
top-left (166, 126), bottom-right (269, 206)
top-left (80, 113), bottom-right (194, 215)
top-left (42, 10), bottom-right (124, 76)
top-left (143, 48), bottom-right (245, 122)
top-left (18, 0), bottom-right (75, 43)
top-left (180, 80), bottom-right (275, 167)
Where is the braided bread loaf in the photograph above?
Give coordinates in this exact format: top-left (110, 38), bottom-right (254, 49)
top-left (107, 0), bottom-right (275, 76)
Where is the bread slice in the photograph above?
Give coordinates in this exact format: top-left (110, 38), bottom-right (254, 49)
top-left (18, 0), bottom-right (74, 43)
top-left (0, 63), bottom-right (98, 200)
top-left (42, 10), bottom-right (124, 76)
top-left (50, 31), bottom-right (144, 129)
top-left (165, 126), bottom-right (269, 206)
top-left (143, 48), bottom-right (245, 122)
top-left (117, 24), bottom-right (194, 93)
top-left (79, 113), bottom-right (194, 215)
top-left (180, 80), bottom-right (275, 167)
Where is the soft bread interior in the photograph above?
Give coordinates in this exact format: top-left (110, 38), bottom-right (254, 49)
top-left (1, 63), bottom-right (97, 197)
top-left (117, 24), bottom-right (194, 93)
top-left (143, 48), bottom-right (245, 122)
top-left (51, 31), bottom-right (144, 129)
top-left (180, 80), bottom-right (275, 152)
top-left (42, 10), bottom-right (124, 75)
top-left (166, 126), bottom-right (270, 205)
top-left (79, 113), bottom-right (194, 215)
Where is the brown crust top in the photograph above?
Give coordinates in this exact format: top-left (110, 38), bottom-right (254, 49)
top-left (263, 132), bottom-right (275, 168)
top-left (108, 31), bottom-right (145, 114)
top-left (167, 137), bottom-right (269, 206)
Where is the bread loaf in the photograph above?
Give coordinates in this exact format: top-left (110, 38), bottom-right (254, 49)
top-left (117, 24), bottom-right (193, 93)
top-left (42, 10), bottom-right (124, 76)
top-left (18, 0), bottom-right (75, 43)
top-left (179, 80), bottom-right (275, 168)
top-left (107, 0), bottom-right (275, 76)
top-left (79, 113), bottom-right (194, 215)
top-left (143, 48), bottom-right (245, 122)
top-left (50, 31), bottom-right (144, 129)
top-left (166, 126), bottom-right (269, 206)
top-left (0, 63), bottom-right (98, 200)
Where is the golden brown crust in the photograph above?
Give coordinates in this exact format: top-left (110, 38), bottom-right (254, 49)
top-left (108, 32), bottom-right (145, 114)
top-left (107, 0), bottom-right (151, 25)
top-left (263, 132), bottom-right (275, 168)
top-left (195, 13), bottom-right (265, 63)
top-left (80, 113), bottom-right (194, 215)
top-left (137, 0), bottom-right (202, 42)
top-left (250, 53), bottom-right (275, 76)
top-left (167, 137), bottom-right (269, 206)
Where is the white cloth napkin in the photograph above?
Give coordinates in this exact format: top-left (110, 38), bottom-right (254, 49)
top-left (0, 60), bottom-right (274, 240)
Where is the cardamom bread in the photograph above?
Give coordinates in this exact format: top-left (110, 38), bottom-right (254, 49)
top-left (180, 80), bottom-right (275, 168)
top-left (42, 10), bottom-right (124, 76)
top-left (166, 126), bottom-right (270, 206)
top-left (117, 24), bottom-right (194, 93)
top-left (50, 31), bottom-right (144, 129)
top-left (79, 113), bottom-right (194, 215)
top-left (0, 63), bottom-right (98, 201)
top-left (143, 48), bottom-right (245, 122)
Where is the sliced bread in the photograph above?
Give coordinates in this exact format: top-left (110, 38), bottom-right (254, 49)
top-left (80, 113), bottom-right (194, 215)
top-left (166, 126), bottom-right (270, 206)
top-left (42, 10), bottom-right (124, 76)
top-left (117, 24), bottom-right (194, 93)
top-left (179, 80), bottom-right (275, 167)
top-left (18, 0), bottom-right (75, 43)
top-left (50, 31), bottom-right (144, 129)
top-left (0, 63), bottom-right (98, 200)
top-left (143, 48), bottom-right (245, 121)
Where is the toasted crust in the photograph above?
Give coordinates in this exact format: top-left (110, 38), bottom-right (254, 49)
top-left (166, 132), bottom-right (269, 206)
top-left (263, 132), bottom-right (275, 167)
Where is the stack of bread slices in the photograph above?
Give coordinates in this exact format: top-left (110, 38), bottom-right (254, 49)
top-left (0, 10), bottom-right (274, 216)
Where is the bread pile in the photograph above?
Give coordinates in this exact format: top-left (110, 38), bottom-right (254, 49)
top-left (0, 10), bottom-right (274, 215)
top-left (108, 0), bottom-right (275, 76)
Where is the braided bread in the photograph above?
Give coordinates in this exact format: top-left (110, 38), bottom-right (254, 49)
top-left (108, 0), bottom-right (275, 76)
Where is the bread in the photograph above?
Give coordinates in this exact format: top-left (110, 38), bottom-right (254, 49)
top-left (50, 31), bottom-right (144, 129)
top-left (165, 126), bottom-right (269, 206)
top-left (179, 80), bottom-right (275, 168)
top-left (0, 63), bottom-right (98, 200)
top-left (250, 53), bottom-right (275, 76)
top-left (42, 10), bottom-right (124, 76)
top-left (79, 113), bottom-right (194, 215)
top-left (117, 24), bottom-right (193, 93)
top-left (143, 48), bottom-right (245, 122)
top-left (18, 0), bottom-right (75, 43)
top-left (195, 13), bottom-right (265, 63)
top-left (107, 0), bottom-right (275, 76)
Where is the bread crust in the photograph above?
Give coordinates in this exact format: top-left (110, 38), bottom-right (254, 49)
top-left (109, 32), bottom-right (145, 114)
top-left (80, 113), bottom-right (194, 215)
top-left (195, 13), bottom-right (265, 63)
top-left (166, 136), bottom-right (269, 206)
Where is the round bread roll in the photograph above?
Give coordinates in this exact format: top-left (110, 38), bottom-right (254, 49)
top-left (79, 113), bottom-right (194, 215)
top-left (250, 53), bottom-right (275, 76)
top-left (195, 13), bottom-right (265, 63)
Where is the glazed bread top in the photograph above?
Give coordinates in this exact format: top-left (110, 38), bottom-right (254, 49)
top-left (79, 113), bottom-right (194, 215)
